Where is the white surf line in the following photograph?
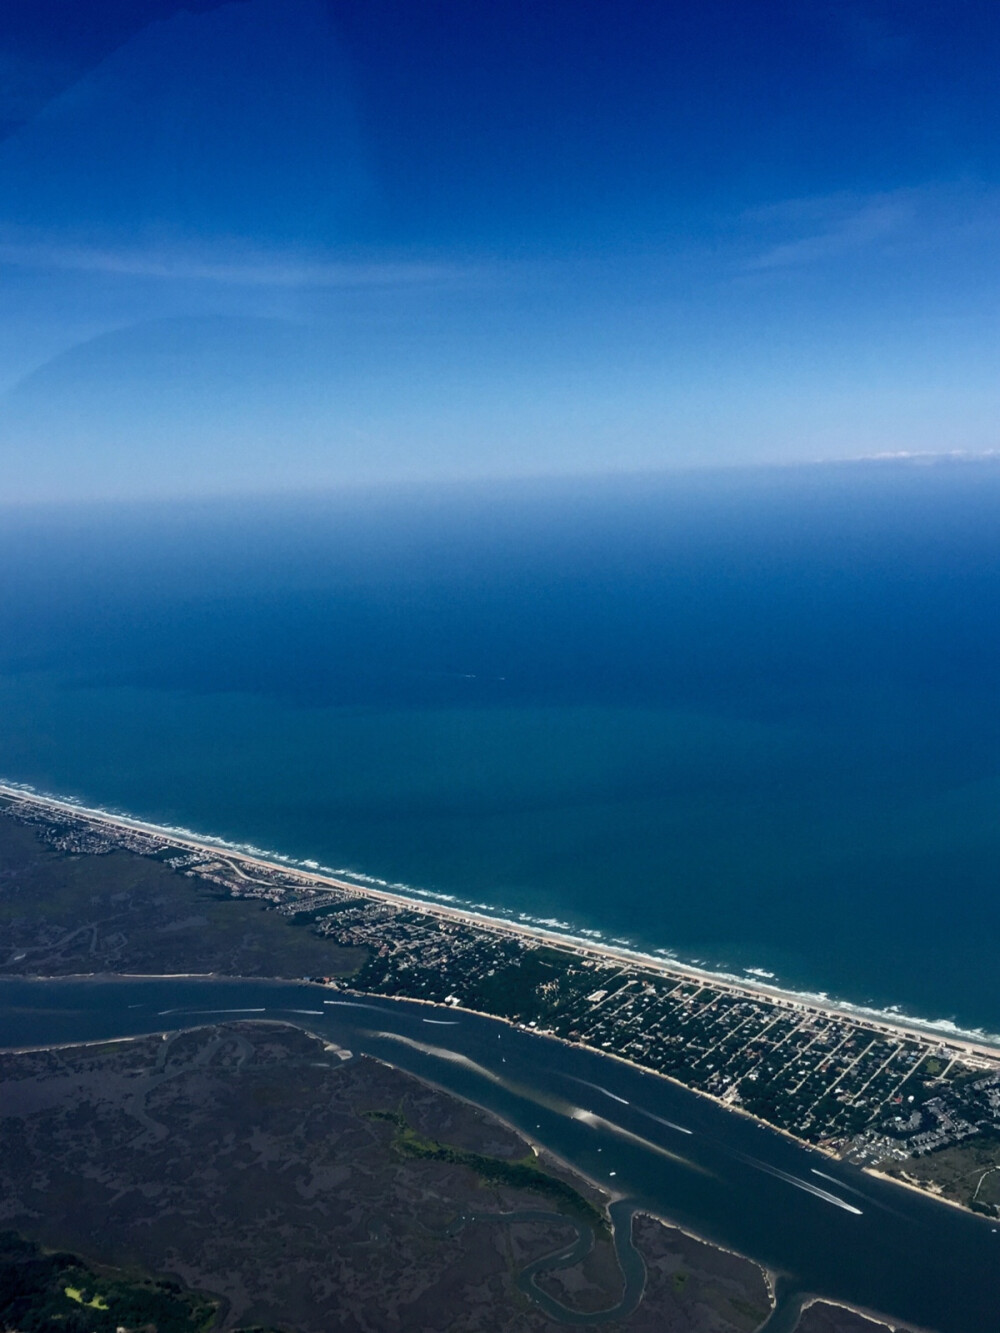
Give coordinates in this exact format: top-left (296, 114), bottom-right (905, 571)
top-left (322, 999), bottom-right (385, 1011)
top-left (281, 1009), bottom-right (324, 1016)
top-left (6, 780), bottom-right (1000, 1056)
top-left (423, 1018), bottom-right (460, 1025)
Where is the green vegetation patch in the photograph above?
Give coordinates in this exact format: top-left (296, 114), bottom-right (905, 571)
top-left (886, 1129), bottom-right (1000, 1216)
top-left (65, 1285), bottom-right (110, 1309)
top-left (364, 1109), bottom-right (608, 1234)
top-left (0, 1231), bottom-right (218, 1332)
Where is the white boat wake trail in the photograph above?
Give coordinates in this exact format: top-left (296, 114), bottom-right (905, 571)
top-left (569, 1107), bottom-right (713, 1176)
top-left (632, 1107), bottom-right (694, 1136)
top-left (367, 1036), bottom-right (714, 1177)
top-left (811, 1168), bottom-right (868, 1198)
top-left (564, 1075), bottom-right (631, 1106)
top-left (563, 1076), bottom-right (693, 1134)
top-left (740, 1156), bottom-right (863, 1215)
top-left (156, 1007), bottom-right (266, 1016)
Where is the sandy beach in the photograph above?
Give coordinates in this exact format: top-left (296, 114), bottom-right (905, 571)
top-left (4, 780), bottom-right (999, 1066)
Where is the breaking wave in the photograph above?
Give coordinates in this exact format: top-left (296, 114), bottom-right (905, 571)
top-left (4, 776), bottom-right (1000, 1050)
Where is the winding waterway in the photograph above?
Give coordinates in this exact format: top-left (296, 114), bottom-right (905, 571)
top-left (448, 1200), bottom-right (647, 1326)
top-left (1, 976), bottom-right (995, 1332)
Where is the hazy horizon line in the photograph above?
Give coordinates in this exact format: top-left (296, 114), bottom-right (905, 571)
top-left (2, 450), bottom-right (999, 517)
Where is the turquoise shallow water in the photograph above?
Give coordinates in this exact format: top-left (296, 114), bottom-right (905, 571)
top-left (2, 465), bottom-right (1000, 1030)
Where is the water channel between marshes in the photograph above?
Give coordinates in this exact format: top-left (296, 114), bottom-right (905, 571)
top-left (1, 976), bottom-right (996, 1332)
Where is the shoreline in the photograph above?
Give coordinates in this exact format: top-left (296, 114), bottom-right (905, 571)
top-left (792, 1294), bottom-right (935, 1333)
top-left (0, 1011), bottom-right (946, 1331)
top-left (7, 966), bottom-right (1000, 1234)
top-left (0, 967), bottom-right (839, 1164)
top-left (0, 968), bottom-right (851, 1170)
top-left (3, 779), bottom-right (999, 1061)
top-left (0, 1015), bottom-right (789, 1324)
top-left (863, 1166), bottom-right (976, 1221)
top-left (1, 989), bottom-right (993, 1328)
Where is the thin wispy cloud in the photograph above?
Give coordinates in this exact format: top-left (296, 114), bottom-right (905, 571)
top-left (743, 181), bottom-right (1000, 273)
top-left (0, 233), bottom-right (482, 289)
top-left (747, 195), bottom-right (912, 271)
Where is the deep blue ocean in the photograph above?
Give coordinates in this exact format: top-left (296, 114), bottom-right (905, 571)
top-left (2, 462), bottom-right (999, 1032)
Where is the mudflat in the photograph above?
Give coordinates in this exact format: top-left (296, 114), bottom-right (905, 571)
top-left (0, 813), bottom-right (362, 980)
top-left (0, 1021), bottom-right (775, 1331)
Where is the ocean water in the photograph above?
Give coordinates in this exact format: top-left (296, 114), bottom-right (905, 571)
top-left (2, 462), bottom-right (999, 1031)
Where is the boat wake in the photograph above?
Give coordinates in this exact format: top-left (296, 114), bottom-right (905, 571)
top-left (738, 1154), bottom-right (863, 1215)
top-left (564, 1074), bottom-right (630, 1105)
top-left (811, 1168), bottom-right (868, 1198)
top-left (156, 1007), bottom-right (266, 1016)
top-left (570, 1107), bottom-right (713, 1176)
top-left (632, 1106), bottom-right (694, 1136)
top-left (562, 1076), bottom-right (693, 1135)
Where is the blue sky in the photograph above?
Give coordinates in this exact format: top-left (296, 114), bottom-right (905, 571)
top-left (1, 0), bottom-right (998, 500)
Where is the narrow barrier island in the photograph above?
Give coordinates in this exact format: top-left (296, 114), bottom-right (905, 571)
top-left (3, 784), bottom-right (1000, 1221)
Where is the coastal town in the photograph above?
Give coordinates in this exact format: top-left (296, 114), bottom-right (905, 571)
top-left (5, 786), bottom-right (1000, 1219)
